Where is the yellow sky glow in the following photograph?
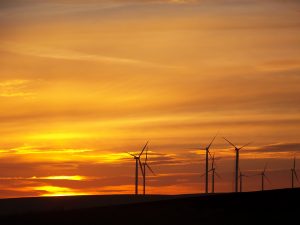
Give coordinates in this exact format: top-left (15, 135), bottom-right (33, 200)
top-left (0, 0), bottom-right (299, 198)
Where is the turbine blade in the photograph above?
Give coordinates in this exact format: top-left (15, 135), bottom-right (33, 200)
top-left (139, 141), bottom-right (149, 157)
top-left (200, 172), bottom-right (206, 178)
top-left (138, 159), bottom-right (144, 177)
top-left (239, 142), bottom-right (252, 150)
top-left (215, 172), bottom-right (222, 179)
top-left (223, 137), bottom-right (237, 148)
top-left (207, 134), bottom-right (217, 150)
top-left (145, 146), bottom-right (149, 163)
top-left (208, 150), bottom-right (212, 159)
top-left (127, 152), bottom-right (136, 157)
top-left (264, 163), bottom-right (268, 173)
top-left (146, 163), bottom-right (155, 175)
top-left (294, 157), bottom-right (296, 170)
top-left (265, 175), bottom-right (272, 185)
top-left (252, 173), bottom-right (261, 177)
top-left (211, 153), bottom-right (215, 168)
top-left (294, 170), bottom-right (299, 182)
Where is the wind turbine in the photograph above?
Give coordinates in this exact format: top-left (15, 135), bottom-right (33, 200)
top-left (142, 146), bottom-right (155, 195)
top-left (203, 135), bottom-right (217, 193)
top-left (187, 134), bottom-right (217, 193)
top-left (291, 157), bottom-right (299, 189)
top-left (223, 137), bottom-right (251, 192)
top-left (260, 163), bottom-right (271, 191)
top-left (239, 169), bottom-right (249, 193)
top-left (209, 153), bottom-right (221, 193)
top-left (128, 141), bottom-right (149, 195)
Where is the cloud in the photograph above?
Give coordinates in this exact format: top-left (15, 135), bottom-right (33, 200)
top-left (257, 59), bottom-right (300, 72)
top-left (0, 42), bottom-right (180, 69)
top-left (10, 145), bottom-right (93, 155)
top-left (0, 0), bottom-right (300, 198)
top-left (0, 175), bottom-right (88, 181)
top-left (0, 79), bottom-right (34, 98)
top-left (251, 143), bottom-right (300, 154)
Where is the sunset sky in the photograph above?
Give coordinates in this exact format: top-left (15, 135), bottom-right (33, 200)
top-left (0, 0), bottom-right (300, 198)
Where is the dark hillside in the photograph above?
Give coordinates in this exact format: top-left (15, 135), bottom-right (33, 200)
top-left (1, 188), bottom-right (299, 225)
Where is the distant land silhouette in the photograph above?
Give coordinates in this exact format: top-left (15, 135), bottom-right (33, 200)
top-left (0, 188), bottom-right (299, 225)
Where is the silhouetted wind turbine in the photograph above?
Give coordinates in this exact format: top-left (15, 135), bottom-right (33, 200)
top-left (202, 135), bottom-right (217, 193)
top-left (239, 169), bottom-right (249, 193)
top-left (187, 134), bottom-right (217, 193)
top-left (291, 157), bottom-right (298, 189)
top-left (128, 141), bottom-right (149, 195)
top-left (209, 153), bottom-right (221, 193)
top-left (260, 164), bottom-right (271, 191)
top-left (223, 137), bottom-right (251, 192)
top-left (142, 146), bottom-right (155, 195)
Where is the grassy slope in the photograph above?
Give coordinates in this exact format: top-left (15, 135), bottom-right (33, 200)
top-left (1, 188), bottom-right (299, 225)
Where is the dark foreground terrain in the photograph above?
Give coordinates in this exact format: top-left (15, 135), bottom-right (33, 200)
top-left (0, 188), bottom-right (299, 225)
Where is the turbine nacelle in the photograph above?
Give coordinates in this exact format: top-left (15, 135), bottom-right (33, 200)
top-left (223, 137), bottom-right (251, 152)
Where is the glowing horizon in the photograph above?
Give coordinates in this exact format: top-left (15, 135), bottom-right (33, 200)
top-left (0, 0), bottom-right (300, 198)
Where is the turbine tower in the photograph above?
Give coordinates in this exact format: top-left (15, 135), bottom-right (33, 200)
top-left (128, 141), bottom-right (149, 195)
top-left (223, 137), bottom-right (251, 193)
top-left (142, 146), bottom-right (155, 195)
top-left (260, 164), bottom-right (271, 191)
top-left (291, 157), bottom-right (299, 188)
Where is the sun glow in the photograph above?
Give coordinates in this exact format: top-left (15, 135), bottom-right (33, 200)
top-left (0, 0), bottom-right (299, 198)
top-left (35, 186), bottom-right (90, 197)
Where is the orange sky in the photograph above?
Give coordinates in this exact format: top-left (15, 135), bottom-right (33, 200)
top-left (0, 0), bottom-right (300, 198)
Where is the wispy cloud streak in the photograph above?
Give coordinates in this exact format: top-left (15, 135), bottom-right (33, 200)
top-left (0, 42), bottom-right (181, 69)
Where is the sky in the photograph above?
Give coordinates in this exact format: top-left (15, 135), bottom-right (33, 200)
top-left (0, 0), bottom-right (300, 198)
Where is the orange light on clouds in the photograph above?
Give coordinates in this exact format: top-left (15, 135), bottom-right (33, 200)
top-left (11, 146), bottom-right (92, 155)
top-left (0, 0), bottom-right (299, 198)
top-left (31, 176), bottom-right (87, 181)
top-left (27, 132), bottom-right (92, 141)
